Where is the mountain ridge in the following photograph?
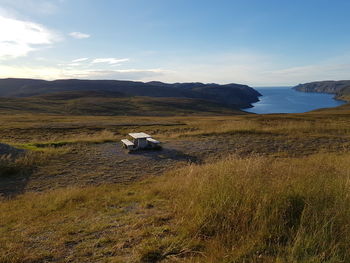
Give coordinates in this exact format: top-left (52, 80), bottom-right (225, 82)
top-left (0, 78), bottom-right (261, 108)
top-left (293, 80), bottom-right (350, 100)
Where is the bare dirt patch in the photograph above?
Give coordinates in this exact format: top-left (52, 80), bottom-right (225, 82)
top-left (21, 141), bottom-right (197, 193)
top-left (1, 132), bottom-right (348, 196)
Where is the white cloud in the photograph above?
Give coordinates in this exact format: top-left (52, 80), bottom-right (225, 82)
top-left (0, 15), bottom-right (60, 59)
top-left (86, 69), bottom-right (169, 79)
top-left (60, 57), bottom-right (130, 69)
top-left (0, 64), bottom-right (168, 80)
top-left (69, 32), bottom-right (90, 39)
top-left (92, 58), bottom-right (130, 65)
top-left (72, 57), bottom-right (89, 63)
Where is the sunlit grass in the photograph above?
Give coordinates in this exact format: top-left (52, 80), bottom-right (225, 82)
top-left (1, 108), bottom-right (350, 262)
top-left (153, 152), bottom-right (350, 262)
top-left (172, 116), bottom-right (350, 138)
top-left (1, 152), bottom-right (349, 262)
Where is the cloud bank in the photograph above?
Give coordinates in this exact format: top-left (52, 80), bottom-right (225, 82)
top-left (0, 65), bottom-right (168, 81)
top-left (2, 54), bottom-right (350, 86)
top-left (0, 14), bottom-right (60, 59)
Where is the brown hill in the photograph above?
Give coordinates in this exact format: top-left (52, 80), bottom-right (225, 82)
top-left (0, 78), bottom-right (261, 108)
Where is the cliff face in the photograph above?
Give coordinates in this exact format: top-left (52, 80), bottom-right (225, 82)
top-left (0, 78), bottom-right (261, 108)
top-left (294, 80), bottom-right (350, 100)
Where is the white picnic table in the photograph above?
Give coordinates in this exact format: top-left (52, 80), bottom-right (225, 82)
top-left (120, 132), bottom-right (161, 151)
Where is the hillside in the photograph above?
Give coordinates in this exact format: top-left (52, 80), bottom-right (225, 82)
top-left (294, 80), bottom-right (350, 100)
top-left (0, 92), bottom-right (244, 116)
top-left (0, 78), bottom-right (261, 108)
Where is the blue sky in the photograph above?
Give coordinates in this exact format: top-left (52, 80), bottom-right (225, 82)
top-left (1, 0), bottom-right (350, 85)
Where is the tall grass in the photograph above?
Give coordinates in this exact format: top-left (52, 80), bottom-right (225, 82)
top-left (1, 153), bottom-right (349, 262)
top-left (0, 183), bottom-right (174, 262)
top-left (0, 146), bottom-right (70, 178)
top-left (18, 130), bottom-right (118, 149)
top-left (158, 153), bottom-right (350, 262)
top-left (177, 118), bottom-right (350, 137)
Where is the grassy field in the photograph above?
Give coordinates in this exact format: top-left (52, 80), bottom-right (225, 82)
top-left (0, 95), bottom-right (244, 116)
top-left (0, 103), bottom-right (350, 262)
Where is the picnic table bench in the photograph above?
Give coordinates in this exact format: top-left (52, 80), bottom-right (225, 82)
top-left (121, 132), bottom-right (161, 152)
top-left (121, 139), bottom-right (135, 151)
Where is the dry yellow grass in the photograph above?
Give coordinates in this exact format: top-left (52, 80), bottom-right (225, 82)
top-left (173, 115), bottom-right (350, 138)
top-left (152, 152), bottom-right (350, 262)
top-left (1, 107), bottom-right (350, 262)
top-left (1, 111), bottom-right (350, 144)
top-left (1, 152), bottom-right (349, 262)
top-left (17, 130), bottom-right (119, 150)
top-left (0, 182), bottom-right (168, 262)
top-left (0, 147), bottom-right (70, 179)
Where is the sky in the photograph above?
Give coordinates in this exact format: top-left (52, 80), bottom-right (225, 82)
top-left (1, 0), bottom-right (350, 86)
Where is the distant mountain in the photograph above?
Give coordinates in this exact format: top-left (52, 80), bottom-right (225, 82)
top-left (294, 80), bottom-right (350, 100)
top-left (0, 78), bottom-right (261, 108)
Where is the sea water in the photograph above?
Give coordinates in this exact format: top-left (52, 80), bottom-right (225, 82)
top-left (244, 87), bottom-right (346, 114)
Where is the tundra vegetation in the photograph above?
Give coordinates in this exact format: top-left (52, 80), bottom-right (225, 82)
top-left (0, 101), bottom-right (350, 262)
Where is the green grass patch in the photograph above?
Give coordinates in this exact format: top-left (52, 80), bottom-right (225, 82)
top-left (16, 130), bottom-right (119, 150)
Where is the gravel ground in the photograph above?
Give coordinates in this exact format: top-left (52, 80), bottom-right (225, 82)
top-left (22, 141), bottom-right (198, 193)
top-left (1, 134), bottom-right (350, 196)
